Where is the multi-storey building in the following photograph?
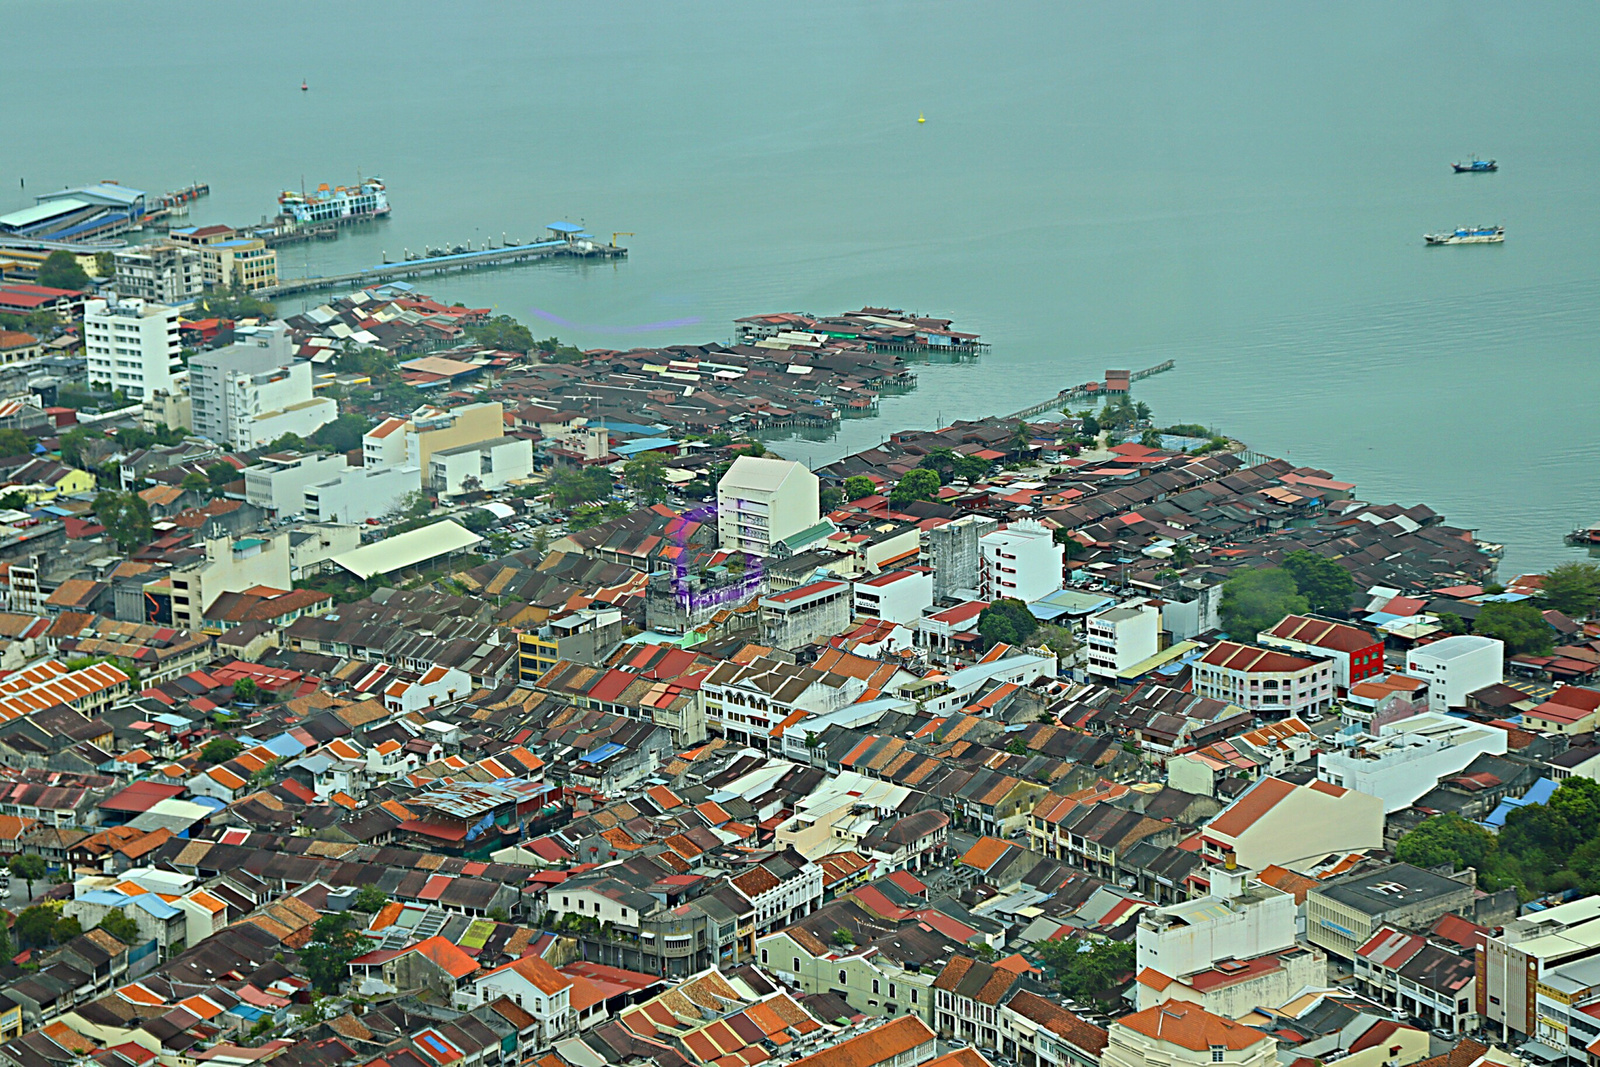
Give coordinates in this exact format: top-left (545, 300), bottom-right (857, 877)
top-left (1192, 641), bottom-right (1335, 718)
top-left (82, 296), bottom-right (182, 399)
top-left (242, 451), bottom-right (350, 515)
top-left (925, 514), bottom-right (998, 599)
top-left (1406, 635), bottom-right (1504, 714)
top-left (717, 456), bottom-right (820, 557)
top-left (853, 568), bottom-right (934, 625)
top-left (1258, 614), bottom-right (1386, 689)
top-left (978, 520), bottom-right (1063, 603)
top-left (112, 243), bottom-right (203, 305)
top-left (1317, 712), bottom-right (1508, 813)
top-left (1085, 602), bottom-right (1161, 679)
top-left (188, 322), bottom-right (336, 447)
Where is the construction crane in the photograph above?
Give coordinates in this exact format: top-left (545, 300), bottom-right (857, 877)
top-left (611, 232), bottom-right (634, 247)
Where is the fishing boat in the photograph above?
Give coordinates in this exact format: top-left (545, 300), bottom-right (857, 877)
top-left (1452, 159), bottom-right (1496, 173)
top-left (1424, 225), bottom-right (1503, 245)
top-left (301, 79), bottom-right (308, 92)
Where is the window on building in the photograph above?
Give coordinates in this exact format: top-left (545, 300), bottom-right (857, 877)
top-left (760, 949), bottom-right (768, 963)
top-left (872, 980), bottom-right (880, 994)
top-left (1212, 1049), bottom-right (1225, 1063)
top-left (839, 970), bottom-right (847, 984)
top-left (793, 957), bottom-right (801, 970)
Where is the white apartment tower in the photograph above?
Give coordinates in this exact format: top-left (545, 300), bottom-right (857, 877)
top-left (188, 322), bottom-right (337, 448)
top-left (716, 456), bottom-right (820, 557)
top-left (82, 297), bottom-right (183, 399)
top-left (978, 520), bottom-right (1064, 603)
top-left (1086, 601), bottom-right (1162, 678)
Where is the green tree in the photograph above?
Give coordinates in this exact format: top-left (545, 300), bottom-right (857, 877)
top-left (0, 491), bottom-right (29, 511)
top-left (1170, 542), bottom-right (1193, 567)
top-left (888, 468), bottom-right (941, 507)
top-left (37, 251), bottom-right (90, 291)
top-left (843, 476), bottom-right (876, 501)
top-left (569, 501), bottom-right (628, 530)
top-left (350, 885), bottom-right (388, 913)
top-left (819, 487), bottom-right (844, 511)
top-left (96, 912), bottom-right (141, 945)
top-left (1036, 937), bottom-right (1136, 1010)
top-left (622, 451), bottom-right (669, 505)
top-left (201, 736), bottom-right (244, 764)
top-left (1219, 567), bottom-right (1308, 637)
top-left (1395, 813), bottom-right (1498, 872)
top-left (1281, 550), bottom-right (1356, 615)
top-left (267, 432), bottom-right (308, 452)
top-left (192, 286), bottom-right (276, 321)
top-left (91, 491), bottom-right (154, 552)
top-left (14, 905), bottom-right (61, 948)
top-left (58, 427), bottom-right (102, 468)
top-left (233, 678), bottom-right (259, 703)
top-left (205, 461), bottom-right (239, 493)
top-left (1474, 601), bottom-right (1553, 656)
top-left (0, 429), bottom-right (32, 458)
top-left (1539, 562), bottom-right (1600, 619)
top-left (1010, 421), bottom-right (1032, 455)
top-left (299, 911), bottom-right (373, 994)
top-left (8, 854), bottom-right (46, 898)
top-left (1052, 528), bottom-right (1085, 560)
top-left (830, 928), bottom-right (855, 947)
top-left (180, 471), bottom-right (209, 494)
top-left (309, 413), bottom-right (373, 454)
top-left (548, 468), bottom-right (614, 509)
top-left (466, 315), bottom-right (537, 354)
top-left (1437, 611), bottom-right (1471, 636)
top-left (1078, 412), bottom-right (1101, 437)
top-left (977, 598), bottom-right (1039, 650)
top-left (1139, 429), bottom-right (1164, 449)
top-left (94, 251), bottom-right (115, 278)
top-left (1005, 738), bottom-right (1028, 756)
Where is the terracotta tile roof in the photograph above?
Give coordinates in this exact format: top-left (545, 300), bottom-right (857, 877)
top-left (790, 1016), bottom-right (934, 1067)
top-left (1115, 1000), bottom-right (1269, 1051)
top-left (407, 935), bottom-right (479, 979)
top-left (959, 835), bottom-right (1012, 872)
top-left (1205, 777), bottom-right (1296, 839)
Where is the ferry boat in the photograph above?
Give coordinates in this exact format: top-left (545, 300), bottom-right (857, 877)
top-left (1424, 225), bottom-right (1503, 245)
top-left (1452, 159), bottom-right (1497, 173)
top-left (278, 178), bottom-right (389, 224)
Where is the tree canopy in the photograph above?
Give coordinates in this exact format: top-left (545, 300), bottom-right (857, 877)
top-left (548, 468), bottom-right (614, 509)
top-left (1219, 567), bottom-right (1308, 637)
top-left (466, 315), bottom-right (536, 353)
top-left (622, 451), bottom-right (669, 505)
top-left (1036, 936), bottom-right (1136, 1009)
top-left (299, 911), bottom-right (372, 994)
top-left (1539, 562), bottom-right (1600, 619)
top-left (38, 251), bottom-right (89, 291)
top-left (918, 447), bottom-right (994, 484)
top-left (977, 598), bottom-right (1038, 650)
top-left (1395, 779), bottom-right (1600, 899)
top-left (843, 476), bottom-right (876, 501)
top-left (96, 911), bottom-right (142, 945)
top-left (888, 468), bottom-right (941, 507)
top-left (1281, 550), bottom-right (1356, 615)
top-left (194, 287), bottom-right (276, 321)
top-left (91, 491), bottom-right (154, 552)
top-left (310, 413), bottom-right (373, 454)
top-left (200, 736), bottom-right (243, 764)
top-left (1473, 601), bottom-right (1552, 656)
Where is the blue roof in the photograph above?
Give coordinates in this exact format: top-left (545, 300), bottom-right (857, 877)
top-left (590, 420), bottom-right (665, 435)
top-left (187, 795), bottom-right (227, 812)
top-left (79, 890), bottom-right (133, 907)
top-left (260, 732), bottom-right (307, 758)
top-left (579, 741), bottom-right (625, 764)
top-left (612, 438), bottom-right (679, 457)
top-left (547, 222), bottom-right (584, 234)
top-left (132, 895), bottom-right (183, 920)
top-left (1485, 777), bottom-right (1560, 829)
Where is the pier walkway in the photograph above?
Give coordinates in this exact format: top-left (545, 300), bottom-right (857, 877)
top-left (1008, 360), bottom-right (1176, 420)
top-left (259, 238), bottom-right (626, 299)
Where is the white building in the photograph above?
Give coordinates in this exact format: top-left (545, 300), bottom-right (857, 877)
top-left (82, 296), bottom-right (182, 399)
top-left (455, 955), bottom-right (574, 1047)
top-left (1193, 641), bottom-right (1335, 718)
top-left (303, 464), bottom-right (421, 523)
top-left (188, 322), bottom-right (337, 448)
top-left (427, 436), bottom-right (534, 498)
top-left (1317, 712), bottom-right (1509, 813)
top-left (243, 451), bottom-right (349, 515)
top-left (1406, 635), bottom-right (1503, 714)
top-left (383, 665), bottom-right (474, 715)
top-left (363, 402), bottom-right (508, 488)
top-left (717, 456), bottom-right (819, 557)
top-left (168, 528), bottom-right (292, 631)
top-left (1085, 602), bottom-right (1161, 679)
top-left (978, 520), bottom-right (1063, 603)
top-left (1134, 863), bottom-right (1322, 1017)
top-left (112, 243), bottom-right (203, 305)
top-left (853, 569), bottom-right (934, 624)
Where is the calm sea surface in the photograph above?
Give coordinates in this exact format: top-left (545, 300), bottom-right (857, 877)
top-left (8, 1), bottom-right (1598, 575)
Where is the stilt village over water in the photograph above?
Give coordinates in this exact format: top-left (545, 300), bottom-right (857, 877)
top-left (0, 171), bottom-right (1595, 1067)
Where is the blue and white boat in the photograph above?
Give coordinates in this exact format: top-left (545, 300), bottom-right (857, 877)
top-left (1424, 225), bottom-right (1504, 245)
top-left (1452, 159), bottom-right (1497, 173)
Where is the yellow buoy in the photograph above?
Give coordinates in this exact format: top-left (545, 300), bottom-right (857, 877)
top-left (917, 113), bottom-right (925, 123)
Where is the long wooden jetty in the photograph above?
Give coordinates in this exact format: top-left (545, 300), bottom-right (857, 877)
top-left (1008, 360), bottom-right (1176, 420)
top-left (258, 239), bottom-right (626, 299)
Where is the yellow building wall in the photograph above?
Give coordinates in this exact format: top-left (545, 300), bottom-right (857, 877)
top-left (415, 402), bottom-right (504, 472)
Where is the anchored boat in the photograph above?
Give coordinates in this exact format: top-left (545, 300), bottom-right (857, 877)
top-left (1452, 159), bottom-right (1497, 173)
top-left (1424, 225), bottom-right (1504, 245)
